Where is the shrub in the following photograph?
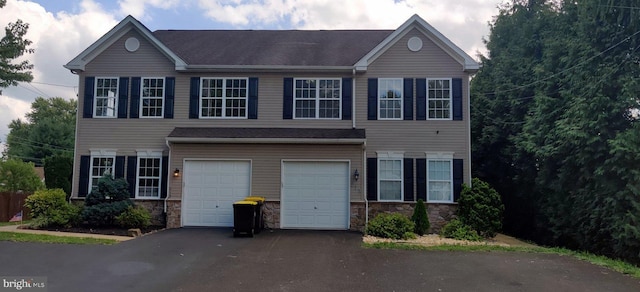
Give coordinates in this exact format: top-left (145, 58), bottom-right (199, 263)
top-left (457, 178), bottom-right (505, 238)
top-left (366, 213), bottom-right (416, 240)
top-left (83, 201), bottom-right (133, 227)
top-left (411, 199), bottom-right (430, 235)
top-left (440, 218), bottom-right (483, 241)
top-left (82, 175), bottom-right (133, 226)
top-left (116, 206), bottom-right (151, 229)
top-left (24, 189), bottom-right (81, 228)
top-left (43, 154), bottom-right (73, 199)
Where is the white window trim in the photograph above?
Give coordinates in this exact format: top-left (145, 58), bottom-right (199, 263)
top-left (199, 77), bottom-right (249, 119)
top-left (377, 78), bottom-right (403, 120)
top-left (426, 157), bottom-right (454, 203)
top-left (293, 78), bottom-right (342, 120)
top-left (88, 149), bottom-right (117, 193)
top-left (135, 150), bottom-right (163, 199)
top-left (377, 151), bottom-right (404, 202)
top-left (93, 77), bottom-right (119, 118)
top-left (140, 77), bottom-right (165, 119)
top-left (426, 78), bottom-right (453, 121)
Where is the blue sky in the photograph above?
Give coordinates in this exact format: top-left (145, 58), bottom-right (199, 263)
top-left (0, 0), bottom-right (502, 152)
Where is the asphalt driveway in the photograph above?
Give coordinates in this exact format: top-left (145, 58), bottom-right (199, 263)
top-left (1, 228), bottom-right (639, 292)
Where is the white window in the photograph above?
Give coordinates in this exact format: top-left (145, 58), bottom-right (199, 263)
top-left (377, 152), bottom-right (404, 201)
top-left (136, 151), bottom-right (163, 199)
top-left (294, 78), bottom-right (341, 119)
top-left (200, 78), bottom-right (248, 118)
top-left (427, 78), bottom-right (452, 120)
top-left (94, 77), bottom-right (118, 118)
top-left (378, 78), bottom-right (403, 120)
top-left (89, 150), bottom-right (116, 193)
top-left (141, 77), bottom-right (165, 118)
top-left (427, 159), bottom-right (453, 202)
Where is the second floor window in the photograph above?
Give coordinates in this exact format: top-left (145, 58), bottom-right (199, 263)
top-left (294, 78), bottom-right (341, 119)
top-left (428, 79), bottom-right (452, 120)
top-left (378, 78), bottom-right (403, 120)
top-left (94, 77), bottom-right (118, 117)
top-left (201, 78), bottom-right (248, 118)
top-left (141, 77), bottom-right (165, 118)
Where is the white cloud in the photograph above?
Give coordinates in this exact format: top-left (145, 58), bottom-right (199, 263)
top-left (117, 0), bottom-right (182, 20)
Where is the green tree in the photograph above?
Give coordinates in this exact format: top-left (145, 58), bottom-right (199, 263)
top-left (43, 153), bottom-right (73, 198)
top-left (0, 0), bottom-right (34, 93)
top-left (0, 158), bottom-right (44, 192)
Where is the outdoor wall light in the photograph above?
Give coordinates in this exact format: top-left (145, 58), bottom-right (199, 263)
top-left (354, 169), bottom-right (360, 181)
top-left (173, 168), bottom-right (180, 177)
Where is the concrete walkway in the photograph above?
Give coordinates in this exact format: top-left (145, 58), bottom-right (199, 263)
top-left (0, 224), bottom-right (132, 241)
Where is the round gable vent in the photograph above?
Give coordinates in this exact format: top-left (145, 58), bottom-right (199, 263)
top-left (407, 36), bottom-right (423, 52)
top-left (125, 37), bottom-right (140, 52)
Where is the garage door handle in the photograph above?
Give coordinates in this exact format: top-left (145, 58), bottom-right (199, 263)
top-left (314, 206), bottom-right (317, 209)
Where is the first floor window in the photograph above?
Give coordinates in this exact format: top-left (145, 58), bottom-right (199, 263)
top-left (94, 77), bottom-right (118, 117)
top-left (378, 78), bottom-right (403, 119)
top-left (137, 152), bottom-right (162, 198)
top-left (89, 155), bottom-right (115, 192)
top-left (294, 78), bottom-right (341, 119)
top-left (201, 78), bottom-right (248, 118)
top-left (141, 77), bottom-right (164, 117)
top-left (427, 78), bottom-right (452, 120)
top-left (378, 157), bottom-right (403, 201)
top-left (427, 159), bottom-right (452, 202)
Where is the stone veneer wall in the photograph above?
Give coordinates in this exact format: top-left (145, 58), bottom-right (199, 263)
top-left (166, 200), bottom-right (181, 228)
top-left (366, 202), bottom-right (457, 233)
top-left (262, 201), bottom-right (280, 229)
top-left (134, 200), bottom-right (166, 226)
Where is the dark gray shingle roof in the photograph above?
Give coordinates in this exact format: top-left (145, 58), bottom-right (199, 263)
top-left (152, 30), bottom-right (392, 66)
top-left (167, 127), bottom-right (366, 139)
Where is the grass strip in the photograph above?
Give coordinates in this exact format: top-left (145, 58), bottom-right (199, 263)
top-left (0, 231), bottom-right (117, 245)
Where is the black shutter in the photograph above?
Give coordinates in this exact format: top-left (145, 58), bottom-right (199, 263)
top-left (416, 158), bottom-right (426, 201)
top-left (367, 78), bottom-right (378, 120)
top-left (115, 156), bottom-right (125, 178)
top-left (83, 77), bottom-right (95, 118)
top-left (130, 77), bottom-right (140, 118)
top-left (404, 158), bottom-right (414, 202)
top-left (78, 155), bottom-right (90, 197)
top-left (117, 77), bottom-right (129, 118)
top-left (416, 78), bottom-right (426, 120)
top-left (164, 77), bottom-right (175, 119)
top-left (283, 78), bottom-right (293, 119)
top-left (248, 77), bottom-right (259, 119)
top-left (341, 77), bottom-right (352, 120)
top-left (127, 156), bottom-right (137, 198)
top-left (366, 158), bottom-right (377, 201)
top-left (403, 78), bottom-right (413, 120)
top-left (452, 78), bottom-right (463, 120)
top-left (161, 156), bottom-right (169, 198)
top-left (453, 159), bottom-right (464, 202)
top-left (189, 77), bottom-right (200, 119)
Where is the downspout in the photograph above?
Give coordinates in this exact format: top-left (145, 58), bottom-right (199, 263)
top-left (352, 68), bottom-right (356, 129)
top-left (164, 139), bottom-right (172, 214)
top-left (466, 76), bottom-right (472, 188)
top-left (352, 68), bottom-right (369, 228)
top-left (69, 71), bottom-right (81, 203)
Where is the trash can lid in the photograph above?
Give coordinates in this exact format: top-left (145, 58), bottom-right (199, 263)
top-left (234, 200), bottom-right (258, 205)
top-left (244, 196), bottom-right (266, 202)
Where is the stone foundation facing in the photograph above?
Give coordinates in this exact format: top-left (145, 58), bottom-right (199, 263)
top-left (166, 200), bottom-right (181, 228)
top-left (134, 200), bottom-right (165, 226)
top-left (366, 202), bottom-right (457, 233)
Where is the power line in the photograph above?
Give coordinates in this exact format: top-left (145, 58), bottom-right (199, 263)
top-left (29, 81), bottom-right (77, 88)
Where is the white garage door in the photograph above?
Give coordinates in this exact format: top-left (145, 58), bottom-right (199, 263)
top-left (281, 161), bottom-right (349, 229)
top-left (182, 160), bottom-right (251, 227)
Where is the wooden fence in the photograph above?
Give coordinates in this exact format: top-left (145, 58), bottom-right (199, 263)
top-left (0, 192), bottom-right (31, 222)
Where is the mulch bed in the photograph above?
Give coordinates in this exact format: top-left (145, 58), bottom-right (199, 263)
top-left (31, 225), bottom-right (165, 237)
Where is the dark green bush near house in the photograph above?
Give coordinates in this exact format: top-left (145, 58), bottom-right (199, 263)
top-left (366, 213), bottom-right (416, 240)
top-left (457, 178), bottom-right (504, 238)
top-left (82, 175), bottom-right (133, 226)
top-left (43, 154), bottom-right (73, 199)
top-left (411, 199), bottom-right (430, 236)
top-left (116, 206), bottom-right (151, 229)
top-left (24, 188), bottom-right (81, 228)
top-left (440, 218), bottom-right (483, 242)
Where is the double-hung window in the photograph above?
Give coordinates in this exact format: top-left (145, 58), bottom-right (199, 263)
top-left (427, 78), bottom-right (452, 120)
top-left (200, 78), bottom-right (248, 118)
top-left (427, 155), bottom-right (453, 202)
top-left (141, 77), bottom-right (164, 118)
top-left (294, 78), bottom-right (341, 119)
top-left (378, 152), bottom-right (404, 201)
top-left (89, 150), bottom-right (116, 192)
top-left (378, 78), bottom-right (403, 119)
top-left (94, 77), bottom-right (118, 117)
top-left (136, 151), bottom-right (162, 198)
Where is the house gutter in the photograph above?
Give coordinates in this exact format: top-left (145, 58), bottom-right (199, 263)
top-left (352, 68), bottom-right (356, 129)
top-left (363, 142), bottom-right (368, 229)
top-left (164, 139), bottom-right (172, 214)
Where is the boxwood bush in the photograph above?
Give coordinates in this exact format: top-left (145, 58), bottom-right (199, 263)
top-left (440, 218), bottom-right (483, 241)
top-left (24, 188), bottom-right (81, 228)
top-left (457, 178), bottom-right (504, 238)
top-left (366, 213), bottom-right (416, 240)
top-left (116, 206), bottom-right (151, 229)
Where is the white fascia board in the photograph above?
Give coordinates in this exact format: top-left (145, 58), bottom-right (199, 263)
top-left (166, 137), bottom-right (366, 144)
top-left (179, 65), bottom-right (354, 73)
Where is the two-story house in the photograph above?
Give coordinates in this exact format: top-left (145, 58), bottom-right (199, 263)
top-left (64, 14), bottom-right (479, 231)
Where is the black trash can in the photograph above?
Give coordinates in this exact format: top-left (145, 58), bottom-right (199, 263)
top-left (244, 196), bottom-right (265, 234)
top-left (233, 200), bottom-right (257, 237)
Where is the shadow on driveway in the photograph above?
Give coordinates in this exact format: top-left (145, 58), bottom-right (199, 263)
top-left (1, 228), bottom-right (639, 292)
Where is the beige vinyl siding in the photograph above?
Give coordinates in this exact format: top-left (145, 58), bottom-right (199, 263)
top-left (169, 144), bottom-right (364, 202)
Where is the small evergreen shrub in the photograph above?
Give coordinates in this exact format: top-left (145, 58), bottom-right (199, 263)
top-left (366, 213), bottom-right (416, 240)
top-left (82, 175), bottom-right (133, 226)
top-left (83, 201), bottom-right (133, 226)
top-left (116, 206), bottom-right (151, 228)
top-left (457, 178), bottom-right (505, 238)
top-left (411, 199), bottom-right (430, 235)
top-left (440, 218), bottom-right (483, 241)
top-left (24, 189), bottom-right (81, 228)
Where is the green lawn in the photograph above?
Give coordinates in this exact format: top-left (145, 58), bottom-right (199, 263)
top-left (0, 231), bottom-right (117, 245)
top-left (0, 220), bottom-right (31, 226)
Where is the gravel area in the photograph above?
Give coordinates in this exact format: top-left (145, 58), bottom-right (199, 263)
top-left (363, 234), bottom-right (512, 247)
